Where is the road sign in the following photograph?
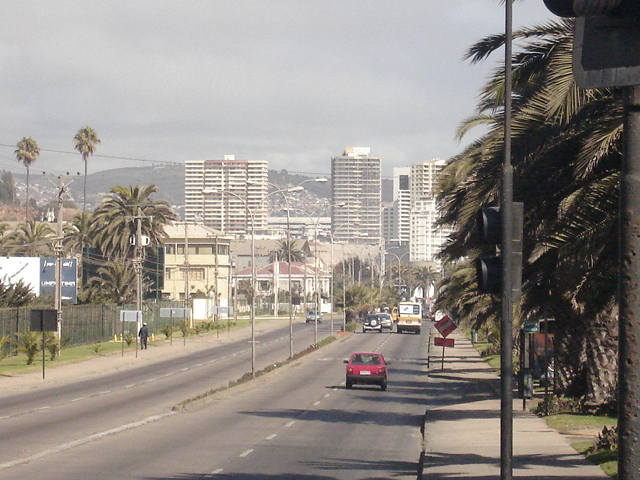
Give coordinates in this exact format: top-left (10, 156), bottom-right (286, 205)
top-left (434, 337), bottom-right (455, 348)
top-left (30, 309), bottom-right (58, 332)
top-left (435, 315), bottom-right (457, 338)
top-left (120, 310), bottom-right (143, 322)
top-left (159, 307), bottom-right (188, 318)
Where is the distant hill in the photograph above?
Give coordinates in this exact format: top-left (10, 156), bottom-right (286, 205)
top-left (11, 165), bottom-right (392, 215)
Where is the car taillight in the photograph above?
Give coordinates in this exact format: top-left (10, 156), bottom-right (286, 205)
top-left (347, 367), bottom-right (353, 374)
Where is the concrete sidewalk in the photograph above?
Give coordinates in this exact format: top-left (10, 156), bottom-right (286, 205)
top-left (421, 330), bottom-right (607, 480)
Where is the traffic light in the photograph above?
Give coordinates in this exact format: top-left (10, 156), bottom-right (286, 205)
top-left (542, 0), bottom-right (640, 88)
top-left (476, 203), bottom-right (523, 298)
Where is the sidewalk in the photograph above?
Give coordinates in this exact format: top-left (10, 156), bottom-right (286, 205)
top-left (421, 330), bottom-right (607, 480)
top-left (0, 317), bottom-right (293, 398)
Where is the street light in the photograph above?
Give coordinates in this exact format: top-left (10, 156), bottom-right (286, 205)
top-left (386, 251), bottom-right (410, 298)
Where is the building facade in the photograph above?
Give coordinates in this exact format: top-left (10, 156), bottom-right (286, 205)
top-left (331, 147), bottom-right (382, 245)
top-left (392, 167), bottom-right (411, 246)
top-left (184, 155), bottom-right (268, 235)
top-left (408, 159), bottom-right (452, 263)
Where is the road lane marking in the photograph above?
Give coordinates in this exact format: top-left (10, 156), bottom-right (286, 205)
top-left (0, 412), bottom-right (175, 471)
top-left (35, 406), bottom-right (50, 411)
top-left (125, 384), bottom-right (135, 389)
top-left (239, 449), bottom-right (253, 457)
top-left (71, 397), bottom-right (85, 402)
top-left (313, 401), bottom-right (320, 406)
top-left (98, 390), bottom-right (111, 395)
top-left (0, 415), bottom-right (9, 420)
top-left (181, 367), bottom-right (189, 372)
top-left (285, 421), bottom-right (295, 427)
top-left (323, 393), bottom-right (330, 398)
top-left (265, 434), bottom-right (277, 440)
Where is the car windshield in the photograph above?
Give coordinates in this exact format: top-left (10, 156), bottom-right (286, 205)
top-left (351, 354), bottom-right (381, 365)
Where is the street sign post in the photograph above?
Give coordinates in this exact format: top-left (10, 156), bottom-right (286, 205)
top-left (120, 310), bottom-right (142, 357)
top-left (160, 307), bottom-right (188, 346)
top-left (435, 315), bottom-right (457, 338)
top-left (30, 309), bottom-right (58, 380)
top-left (434, 336), bottom-right (455, 370)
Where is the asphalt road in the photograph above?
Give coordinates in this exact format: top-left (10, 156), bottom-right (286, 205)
top-left (0, 324), bottom-right (428, 480)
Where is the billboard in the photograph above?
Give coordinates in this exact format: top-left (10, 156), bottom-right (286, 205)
top-left (0, 257), bottom-right (77, 304)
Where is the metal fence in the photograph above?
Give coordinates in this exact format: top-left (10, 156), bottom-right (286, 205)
top-left (0, 301), bottom-right (185, 357)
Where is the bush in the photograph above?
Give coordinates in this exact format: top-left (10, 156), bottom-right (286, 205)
top-left (591, 425), bottom-right (618, 452)
top-left (161, 325), bottom-right (173, 340)
top-left (92, 342), bottom-right (104, 355)
top-left (44, 333), bottom-right (59, 360)
top-left (179, 321), bottom-right (189, 338)
top-left (0, 335), bottom-right (9, 361)
top-left (534, 394), bottom-right (584, 416)
top-left (124, 333), bottom-right (134, 346)
top-left (17, 331), bottom-right (40, 365)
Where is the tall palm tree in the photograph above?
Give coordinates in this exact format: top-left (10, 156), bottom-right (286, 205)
top-left (270, 239), bottom-right (305, 262)
top-left (86, 262), bottom-right (138, 305)
top-left (73, 126), bottom-right (101, 214)
top-left (90, 185), bottom-right (177, 259)
top-left (14, 137), bottom-right (40, 220)
top-left (435, 18), bottom-right (623, 405)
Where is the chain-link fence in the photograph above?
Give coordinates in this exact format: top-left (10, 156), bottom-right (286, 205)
top-left (0, 301), bottom-right (185, 357)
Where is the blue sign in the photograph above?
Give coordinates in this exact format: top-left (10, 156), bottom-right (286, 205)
top-left (40, 257), bottom-right (77, 304)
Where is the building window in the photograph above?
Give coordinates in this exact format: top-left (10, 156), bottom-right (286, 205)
top-left (166, 268), bottom-right (173, 279)
top-left (191, 268), bottom-right (205, 280)
top-left (217, 244), bottom-right (229, 255)
top-left (166, 244), bottom-right (175, 254)
top-left (177, 245), bottom-right (185, 255)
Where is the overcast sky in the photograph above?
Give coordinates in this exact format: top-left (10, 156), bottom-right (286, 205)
top-left (0, 1), bottom-right (555, 178)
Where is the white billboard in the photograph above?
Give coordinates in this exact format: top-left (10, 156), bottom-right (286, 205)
top-left (0, 257), bottom-right (40, 294)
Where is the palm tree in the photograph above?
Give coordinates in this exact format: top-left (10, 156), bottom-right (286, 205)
top-left (73, 126), bottom-right (101, 214)
top-left (90, 185), bottom-right (177, 259)
top-left (269, 239), bottom-right (305, 263)
top-left (7, 220), bottom-right (55, 256)
top-left (86, 262), bottom-right (137, 305)
top-left (14, 137), bottom-right (40, 220)
top-left (435, 18), bottom-right (623, 405)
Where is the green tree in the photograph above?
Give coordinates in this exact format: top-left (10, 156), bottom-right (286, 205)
top-left (344, 284), bottom-right (379, 323)
top-left (86, 262), bottom-right (137, 305)
top-left (269, 239), bottom-right (305, 262)
top-left (90, 185), bottom-right (177, 259)
top-left (6, 220), bottom-right (55, 256)
top-left (14, 137), bottom-right (39, 220)
top-left (0, 171), bottom-right (17, 205)
top-left (0, 279), bottom-right (36, 306)
top-left (73, 126), bottom-right (101, 214)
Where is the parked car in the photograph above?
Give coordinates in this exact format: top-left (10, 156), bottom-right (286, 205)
top-left (305, 310), bottom-right (322, 323)
top-left (344, 352), bottom-right (389, 390)
top-left (377, 313), bottom-right (393, 332)
top-left (363, 314), bottom-right (383, 333)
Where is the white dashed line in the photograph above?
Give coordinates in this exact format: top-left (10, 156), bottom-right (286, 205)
top-left (323, 393), bottom-right (330, 398)
top-left (239, 449), bottom-right (254, 458)
top-left (36, 406), bottom-right (51, 411)
top-left (285, 421), bottom-right (295, 427)
top-left (98, 390), bottom-right (111, 395)
top-left (125, 384), bottom-right (135, 389)
top-left (0, 415), bottom-right (9, 420)
top-left (313, 401), bottom-right (321, 406)
top-left (195, 363), bottom-right (204, 367)
top-left (209, 468), bottom-right (223, 475)
top-left (71, 397), bottom-right (85, 402)
top-left (181, 367), bottom-right (189, 372)
top-left (265, 433), bottom-right (277, 440)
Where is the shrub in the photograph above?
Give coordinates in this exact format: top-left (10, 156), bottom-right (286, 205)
top-left (0, 335), bottom-right (9, 361)
top-left (17, 331), bottom-right (40, 365)
top-left (179, 321), bottom-right (189, 338)
top-left (161, 325), bottom-right (173, 340)
top-left (92, 342), bottom-right (104, 355)
top-left (44, 333), bottom-right (59, 360)
top-left (124, 333), bottom-right (134, 346)
top-left (534, 394), bottom-right (584, 416)
top-left (591, 425), bottom-right (618, 452)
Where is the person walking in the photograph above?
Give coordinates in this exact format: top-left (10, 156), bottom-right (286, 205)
top-left (139, 322), bottom-right (149, 350)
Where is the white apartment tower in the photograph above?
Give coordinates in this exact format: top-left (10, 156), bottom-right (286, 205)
top-left (331, 147), bottom-right (382, 244)
top-left (392, 167), bottom-right (411, 246)
top-left (409, 158), bottom-right (451, 263)
top-left (184, 155), bottom-right (268, 234)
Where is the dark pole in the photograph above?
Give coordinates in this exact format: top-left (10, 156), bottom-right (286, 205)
top-left (501, 1), bottom-right (514, 479)
top-left (41, 316), bottom-right (45, 380)
top-left (441, 344), bottom-right (445, 371)
top-left (618, 85), bottom-right (640, 480)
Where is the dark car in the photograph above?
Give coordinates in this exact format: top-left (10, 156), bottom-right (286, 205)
top-left (344, 352), bottom-right (389, 390)
top-left (363, 313), bottom-right (383, 333)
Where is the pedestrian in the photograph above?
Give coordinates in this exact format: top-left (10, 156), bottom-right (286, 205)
top-left (139, 322), bottom-right (149, 350)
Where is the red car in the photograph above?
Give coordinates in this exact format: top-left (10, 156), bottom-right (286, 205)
top-left (344, 352), bottom-right (389, 391)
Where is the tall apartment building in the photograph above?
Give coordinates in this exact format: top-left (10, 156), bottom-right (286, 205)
top-left (408, 158), bottom-right (451, 263)
top-left (392, 167), bottom-right (411, 246)
top-left (331, 147), bottom-right (382, 244)
top-left (184, 155), bottom-right (268, 235)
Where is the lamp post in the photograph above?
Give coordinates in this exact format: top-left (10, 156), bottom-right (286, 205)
top-left (386, 251), bottom-right (410, 298)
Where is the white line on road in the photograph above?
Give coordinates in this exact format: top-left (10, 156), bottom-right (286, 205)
top-left (35, 406), bottom-right (50, 411)
top-left (285, 421), bottom-right (295, 427)
top-left (125, 384), bottom-right (135, 389)
top-left (265, 434), bottom-right (277, 440)
top-left (98, 390), bottom-right (111, 395)
top-left (71, 397), bottom-right (85, 402)
top-left (0, 415), bottom-right (9, 420)
top-left (313, 401), bottom-right (320, 406)
top-left (181, 367), bottom-right (189, 372)
top-left (323, 393), bottom-right (330, 398)
top-left (239, 449), bottom-right (253, 457)
top-left (0, 412), bottom-right (175, 471)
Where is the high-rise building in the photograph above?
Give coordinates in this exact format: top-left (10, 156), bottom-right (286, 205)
top-left (392, 167), bottom-right (411, 246)
top-left (331, 147), bottom-right (382, 244)
top-left (408, 158), bottom-right (451, 263)
top-left (184, 155), bottom-right (268, 235)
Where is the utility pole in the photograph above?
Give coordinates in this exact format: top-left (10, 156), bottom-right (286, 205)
top-left (126, 208), bottom-right (152, 314)
top-left (184, 221), bottom-right (190, 324)
top-left (53, 175), bottom-right (71, 356)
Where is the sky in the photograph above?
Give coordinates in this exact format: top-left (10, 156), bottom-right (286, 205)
top-left (0, 1), bottom-right (555, 178)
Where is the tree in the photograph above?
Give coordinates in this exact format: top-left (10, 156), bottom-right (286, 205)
top-left (6, 220), bottom-right (55, 256)
top-left (90, 185), bottom-right (177, 260)
top-left (73, 126), bottom-right (101, 214)
top-left (0, 171), bottom-right (17, 205)
top-left (86, 262), bottom-right (138, 305)
top-left (0, 279), bottom-right (36, 306)
top-left (269, 239), bottom-right (305, 263)
top-left (435, 18), bottom-right (622, 406)
top-left (14, 137), bottom-right (39, 220)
